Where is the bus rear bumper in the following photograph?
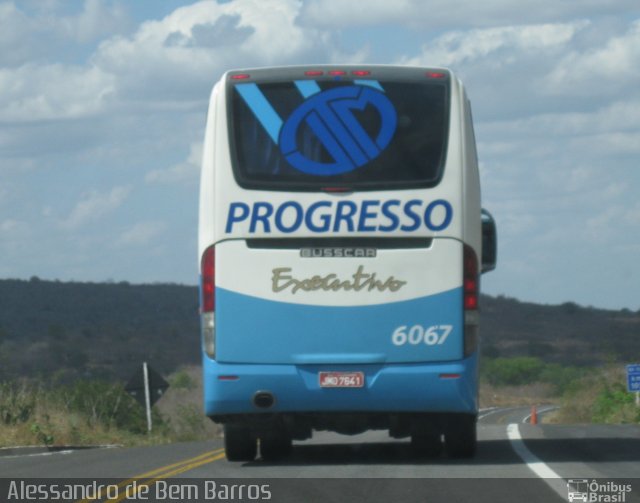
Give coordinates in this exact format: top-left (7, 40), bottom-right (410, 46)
top-left (203, 354), bottom-right (478, 418)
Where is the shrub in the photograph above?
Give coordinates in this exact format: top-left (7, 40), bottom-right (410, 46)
top-left (56, 380), bottom-right (155, 434)
top-left (0, 381), bottom-right (36, 425)
top-left (170, 371), bottom-right (196, 390)
top-left (539, 364), bottom-right (585, 395)
top-left (592, 383), bottom-right (640, 423)
top-left (482, 357), bottom-right (545, 386)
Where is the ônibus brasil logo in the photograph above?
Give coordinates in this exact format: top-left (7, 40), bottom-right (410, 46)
top-left (235, 80), bottom-right (398, 176)
top-left (567, 479), bottom-right (633, 503)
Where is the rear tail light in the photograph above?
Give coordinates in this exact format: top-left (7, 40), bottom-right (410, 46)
top-left (463, 245), bottom-right (478, 311)
top-left (201, 246), bottom-right (216, 357)
top-left (201, 245), bottom-right (215, 313)
top-left (463, 245), bottom-right (479, 356)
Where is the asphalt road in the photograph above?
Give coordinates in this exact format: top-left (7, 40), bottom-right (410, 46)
top-left (1, 406), bottom-right (639, 502)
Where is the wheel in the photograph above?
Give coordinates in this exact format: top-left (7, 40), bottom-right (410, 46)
top-left (259, 430), bottom-right (293, 461)
top-left (444, 414), bottom-right (477, 458)
top-left (223, 424), bottom-right (257, 462)
top-left (411, 431), bottom-right (443, 457)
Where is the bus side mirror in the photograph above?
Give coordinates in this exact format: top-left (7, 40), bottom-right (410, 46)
top-left (481, 209), bottom-right (497, 273)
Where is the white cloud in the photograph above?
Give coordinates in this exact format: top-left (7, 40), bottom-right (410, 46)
top-left (116, 221), bottom-right (166, 247)
top-left (587, 206), bottom-right (623, 234)
top-left (0, 63), bottom-right (114, 122)
top-left (545, 20), bottom-right (640, 96)
top-left (300, 0), bottom-right (412, 28)
top-left (571, 131), bottom-right (640, 156)
top-left (145, 142), bottom-right (202, 185)
top-left (0, 2), bottom-right (32, 66)
top-left (0, 0), bottom-right (130, 67)
top-left (0, 0), bottom-right (386, 124)
top-left (65, 0), bottom-right (130, 43)
top-left (299, 0), bottom-right (638, 29)
top-left (0, 219), bottom-right (21, 233)
top-left (402, 21), bottom-right (588, 67)
top-left (395, 20), bottom-right (606, 123)
top-left (0, 214), bottom-right (32, 261)
top-left (60, 186), bottom-right (131, 230)
top-left (478, 99), bottom-right (640, 146)
top-left (93, 0), bottom-right (332, 105)
top-left (1, 1), bottom-right (639, 308)
top-left (624, 203), bottom-right (640, 225)
top-left (0, 0), bottom-right (337, 123)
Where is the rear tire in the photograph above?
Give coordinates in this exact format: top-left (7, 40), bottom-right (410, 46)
top-left (260, 430), bottom-right (293, 462)
top-left (224, 424), bottom-right (257, 462)
top-left (444, 415), bottom-right (477, 458)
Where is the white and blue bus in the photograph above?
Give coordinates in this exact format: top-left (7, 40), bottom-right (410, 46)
top-left (198, 65), bottom-right (497, 461)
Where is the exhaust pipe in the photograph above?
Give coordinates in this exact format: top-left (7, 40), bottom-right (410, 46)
top-left (253, 391), bottom-right (275, 409)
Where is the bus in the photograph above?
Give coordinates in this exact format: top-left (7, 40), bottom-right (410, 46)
top-left (198, 65), bottom-right (497, 461)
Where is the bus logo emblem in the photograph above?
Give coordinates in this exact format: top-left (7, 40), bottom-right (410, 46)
top-left (236, 81), bottom-right (397, 176)
top-left (280, 86), bottom-right (397, 176)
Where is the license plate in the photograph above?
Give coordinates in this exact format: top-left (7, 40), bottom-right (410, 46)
top-left (319, 371), bottom-right (365, 388)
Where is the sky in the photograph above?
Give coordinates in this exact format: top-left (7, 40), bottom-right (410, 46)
top-left (1, 0), bottom-right (639, 311)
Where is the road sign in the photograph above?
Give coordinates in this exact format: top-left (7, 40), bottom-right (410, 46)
top-left (125, 363), bottom-right (170, 432)
top-left (626, 364), bottom-right (640, 393)
top-left (125, 364), bottom-right (169, 407)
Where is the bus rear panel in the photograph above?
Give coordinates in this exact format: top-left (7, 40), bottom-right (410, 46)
top-left (198, 65), bottom-right (494, 460)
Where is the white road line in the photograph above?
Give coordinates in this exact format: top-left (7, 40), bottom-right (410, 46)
top-left (521, 405), bottom-right (560, 424)
top-left (478, 406), bottom-right (517, 420)
top-left (0, 450), bottom-right (73, 460)
top-left (507, 423), bottom-right (567, 501)
top-left (0, 444), bottom-right (119, 460)
top-left (478, 407), bottom-right (498, 420)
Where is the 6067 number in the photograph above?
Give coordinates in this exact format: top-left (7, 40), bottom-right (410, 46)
top-left (391, 324), bottom-right (453, 346)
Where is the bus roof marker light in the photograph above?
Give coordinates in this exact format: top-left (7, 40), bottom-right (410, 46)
top-left (352, 70), bottom-right (371, 76)
top-left (328, 70), bottom-right (347, 76)
top-left (321, 187), bottom-right (352, 193)
top-left (426, 72), bottom-right (446, 79)
top-left (230, 74), bottom-right (251, 80)
top-left (305, 70), bottom-right (324, 76)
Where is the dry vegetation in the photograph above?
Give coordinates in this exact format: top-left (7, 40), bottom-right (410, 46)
top-left (554, 365), bottom-right (640, 424)
top-left (479, 382), bottom-right (556, 408)
top-left (481, 362), bottom-right (639, 425)
top-left (155, 365), bottom-right (221, 441)
top-left (0, 366), bottom-right (219, 449)
top-left (3, 361), bottom-right (638, 451)
top-left (2, 276), bottom-right (639, 448)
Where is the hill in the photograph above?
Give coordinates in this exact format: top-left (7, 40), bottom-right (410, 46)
top-left (481, 295), bottom-right (640, 365)
top-left (0, 278), bottom-right (638, 383)
top-left (0, 278), bottom-right (199, 383)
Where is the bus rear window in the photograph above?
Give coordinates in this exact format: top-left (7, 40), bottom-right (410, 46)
top-left (228, 79), bottom-right (449, 191)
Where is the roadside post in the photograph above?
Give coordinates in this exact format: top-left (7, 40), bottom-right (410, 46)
top-left (626, 364), bottom-right (640, 407)
top-left (125, 363), bottom-right (170, 432)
